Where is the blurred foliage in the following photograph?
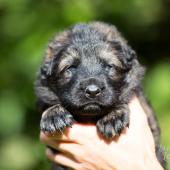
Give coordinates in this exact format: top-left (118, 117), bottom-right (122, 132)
top-left (0, 0), bottom-right (170, 169)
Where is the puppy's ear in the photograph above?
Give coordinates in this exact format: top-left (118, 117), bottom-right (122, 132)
top-left (41, 30), bottom-right (71, 78)
top-left (119, 51), bottom-right (145, 102)
top-left (90, 22), bottom-right (137, 67)
top-left (109, 40), bottom-right (136, 69)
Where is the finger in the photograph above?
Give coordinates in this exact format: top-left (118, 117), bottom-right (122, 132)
top-left (40, 132), bottom-right (85, 156)
top-left (46, 148), bottom-right (80, 169)
top-left (40, 132), bottom-right (60, 149)
top-left (67, 123), bottom-right (98, 143)
top-left (40, 131), bottom-right (77, 143)
top-left (40, 132), bottom-right (74, 151)
top-left (40, 123), bottom-right (97, 143)
top-left (40, 131), bottom-right (60, 145)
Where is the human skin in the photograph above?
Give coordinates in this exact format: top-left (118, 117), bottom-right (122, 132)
top-left (40, 97), bottom-right (164, 170)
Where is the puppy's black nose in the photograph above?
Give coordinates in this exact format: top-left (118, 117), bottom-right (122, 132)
top-left (85, 84), bottom-right (101, 98)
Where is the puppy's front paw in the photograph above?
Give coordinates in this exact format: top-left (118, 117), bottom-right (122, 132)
top-left (96, 109), bottom-right (129, 139)
top-left (40, 105), bottom-right (74, 133)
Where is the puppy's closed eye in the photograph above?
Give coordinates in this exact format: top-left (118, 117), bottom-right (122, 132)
top-left (62, 64), bottom-right (77, 79)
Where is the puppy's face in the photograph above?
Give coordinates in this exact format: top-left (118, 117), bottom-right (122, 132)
top-left (40, 22), bottom-right (144, 119)
top-left (47, 42), bottom-right (128, 117)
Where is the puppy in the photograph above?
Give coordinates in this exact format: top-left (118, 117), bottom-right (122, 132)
top-left (35, 22), bottom-right (165, 169)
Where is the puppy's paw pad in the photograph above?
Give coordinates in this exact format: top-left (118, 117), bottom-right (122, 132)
top-left (40, 106), bottom-right (74, 133)
top-left (96, 117), bottom-right (126, 139)
top-left (96, 121), bottom-right (115, 138)
top-left (53, 113), bottom-right (74, 132)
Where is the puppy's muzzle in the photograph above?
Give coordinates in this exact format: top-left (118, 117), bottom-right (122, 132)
top-left (79, 77), bottom-right (106, 99)
top-left (85, 84), bottom-right (101, 98)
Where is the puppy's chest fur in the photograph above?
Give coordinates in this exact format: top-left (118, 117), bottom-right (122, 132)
top-left (35, 22), bottom-right (166, 169)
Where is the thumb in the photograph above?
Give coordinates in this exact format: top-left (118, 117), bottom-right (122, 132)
top-left (128, 96), bottom-right (149, 134)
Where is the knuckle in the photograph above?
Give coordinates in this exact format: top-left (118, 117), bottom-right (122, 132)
top-left (39, 132), bottom-right (46, 142)
top-left (39, 131), bottom-right (52, 142)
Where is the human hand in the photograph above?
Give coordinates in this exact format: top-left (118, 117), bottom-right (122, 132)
top-left (40, 97), bottom-right (164, 170)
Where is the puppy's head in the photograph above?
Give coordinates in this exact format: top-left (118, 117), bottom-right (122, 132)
top-left (40, 22), bottom-right (144, 118)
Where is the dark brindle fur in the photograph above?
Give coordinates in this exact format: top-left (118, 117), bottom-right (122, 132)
top-left (35, 22), bottom-right (166, 169)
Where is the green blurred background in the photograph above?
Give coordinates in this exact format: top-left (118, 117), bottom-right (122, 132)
top-left (0, 0), bottom-right (170, 169)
